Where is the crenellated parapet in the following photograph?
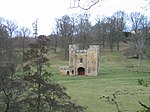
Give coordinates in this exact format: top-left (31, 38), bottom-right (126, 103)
top-left (60, 44), bottom-right (100, 76)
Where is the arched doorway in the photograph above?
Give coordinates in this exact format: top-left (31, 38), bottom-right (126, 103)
top-left (77, 67), bottom-right (85, 75)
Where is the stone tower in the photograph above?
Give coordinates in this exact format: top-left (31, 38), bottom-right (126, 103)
top-left (69, 44), bottom-right (99, 76)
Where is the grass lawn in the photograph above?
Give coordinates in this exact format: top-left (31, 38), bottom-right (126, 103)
top-left (48, 47), bottom-right (150, 112)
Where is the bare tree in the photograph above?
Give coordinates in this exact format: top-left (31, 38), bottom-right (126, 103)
top-left (94, 17), bottom-right (110, 48)
top-left (50, 32), bottom-right (59, 53)
top-left (71, 0), bottom-right (150, 10)
top-left (76, 13), bottom-right (92, 49)
top-left (20, 27), bottom-right (31, 55)
top-left (55, 15), bottom-right (77, 58)
top-left (70, 0), bottom-right (102, 10)
top-left (68, 15), bottom-right (78, 45)
top-left (105, 17), bottom-right (116, 51)
top-left (129, 12), bottom-right (150, 66)
top-left (93, 16), bottom-right (115, 51)
top-left (17, 27), bottom-right (31, 75)
top-left (58, 15), bottom-right (70, 58)
top-left (112, 11), bottom-right (127, 51)
top-left (5, 20), bottom-right (18, 37)
top-left (51, 18), bottom-right (63, 53)
top-left (143, 0), bottom-right (150, 10)
top-left (2, 20), bottom-right (18, 63)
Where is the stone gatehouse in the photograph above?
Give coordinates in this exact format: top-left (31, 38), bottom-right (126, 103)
top-left (59, 44), bottom-right (100, 76)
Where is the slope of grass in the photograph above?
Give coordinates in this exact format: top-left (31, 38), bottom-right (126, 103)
top-left (48, 47), bottom-right (150, 112)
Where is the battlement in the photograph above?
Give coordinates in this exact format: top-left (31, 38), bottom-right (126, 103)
top-left (75, 49), bottom-right (87, 53)
top-left (60, 44), bottom-right (100, 76)
top-left (69, 45), bottom-right (99, 51)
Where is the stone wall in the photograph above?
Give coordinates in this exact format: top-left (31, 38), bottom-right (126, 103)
top-left (69, 45), bottom-right (99, 76)
top-left (59, 45), bottom-right (99, 76)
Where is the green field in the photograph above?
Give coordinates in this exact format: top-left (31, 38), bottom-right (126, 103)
top-left (48, 47), bottom-right (150, 112)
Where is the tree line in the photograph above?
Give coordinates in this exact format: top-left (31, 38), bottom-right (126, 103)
top-left (0, 10), bottom-right (150, 111)
top-left (0, 10), bottom-right (150, 64)
top-left (0, 17), bottom-right (86, 111)
top-left (50, 11), bottom-right (150, 66)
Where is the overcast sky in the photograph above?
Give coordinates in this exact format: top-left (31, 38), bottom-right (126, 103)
top-left (0, 0), bottom-right (150, 35)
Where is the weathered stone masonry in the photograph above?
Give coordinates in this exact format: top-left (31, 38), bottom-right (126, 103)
top-left (59, 45), bottom-right (99, 76)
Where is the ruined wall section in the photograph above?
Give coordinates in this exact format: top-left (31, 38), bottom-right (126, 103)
top-left (69, 45), bottom-right (77, 75)
top-left (87, 45), bottom-right (99, 76)
top-left (68, 44), bottom-right (99, 76)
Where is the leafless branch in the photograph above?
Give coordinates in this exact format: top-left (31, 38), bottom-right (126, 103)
top-left (142, 0), bottom-right (150, 10)
top-left (70, 0), bottom-right (103, 10)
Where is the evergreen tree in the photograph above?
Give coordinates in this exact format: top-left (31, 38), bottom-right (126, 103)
top-left (23, 35), bottom-right (86, 112)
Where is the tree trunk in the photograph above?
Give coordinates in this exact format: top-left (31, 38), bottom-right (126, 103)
top-left (37, 82), bottom-right (41, 112)
top-left (37, 48), bottom-right (42, 112)
top-left (3, 88), bottom-right (10, 112)
top-left (64, 45), bottom-right (69, 59)
top-left (102, 36), bottom-right (105, 48)
top-left (138, 53), bottom-right (142, 67)
top-left (54, 43), bottom-right (57, 53)
top-left (117, 41), bottom-right (119, 52)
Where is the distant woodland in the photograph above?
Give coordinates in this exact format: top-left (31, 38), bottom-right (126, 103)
top-left (1, 10), bottom-right (150, 61)
top-left (0, 7), bottom-right (150, 111)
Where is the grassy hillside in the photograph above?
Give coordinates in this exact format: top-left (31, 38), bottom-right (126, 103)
top-left (48, 45), bottom-right (150, 112)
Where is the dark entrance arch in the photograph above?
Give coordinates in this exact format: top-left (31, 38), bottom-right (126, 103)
top-left (77, 67), bottom-right (85, 75)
